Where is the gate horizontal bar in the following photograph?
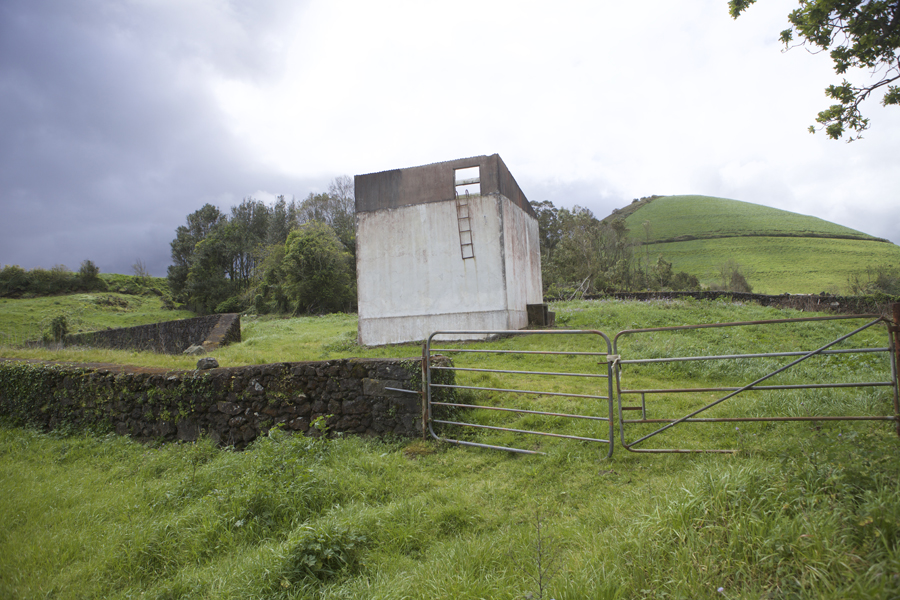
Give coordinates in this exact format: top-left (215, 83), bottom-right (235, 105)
top-left (433, 366), bottom-right (609, 378)
top-left (433, 436), bottom-right (545, 455)
top-left (431, 348), bottom-right (608, 356)
top-left (619, 347), bottom-right (890, 365)
top-left (620, 381), bottom-right (894, 394)
top-left (433, 419), bottom-right (610, 443)
top-left (614, 314), bottom-right (882, 340)
top-left (431, 382), bottom-right (608, 400)
top-left (433, 400), bottom-right (610, 421)
top-left (623, 415), bottom-right (897, 424)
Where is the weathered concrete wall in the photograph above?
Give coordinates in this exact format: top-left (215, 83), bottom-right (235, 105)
top-left (500, 195), bottom-right (544, 329)
top-left (0, 356), bottom-right (451, 449)
top-left (355, 154), bottom-right (536, 219)
top-left (355, 155), bottom-right (542, 345)
top-left (64, 313), bottom-right (240, 354)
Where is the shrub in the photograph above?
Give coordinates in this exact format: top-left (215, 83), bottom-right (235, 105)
top-left (214, 296), bottom-right (246, 314)
top-left (50, 315), bottom-right (68, 343)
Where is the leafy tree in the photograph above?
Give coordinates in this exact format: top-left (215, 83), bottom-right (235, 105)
top-left (730, 0), bottom-right (900, 139)
top-left (0, 265), bottom-right (29, 297)
top-left (530, 200), bottom-right (563, 266)
top-left (167, 204), bottom-right (225, 303)
top-left (297, 177), bottom-right (356, 258)
top-left (78, 260), bottom-right (100, 283)
top-left (266, 195), bottom-right (298, 247)
top-left (281, 221), bottom-right (355, 314)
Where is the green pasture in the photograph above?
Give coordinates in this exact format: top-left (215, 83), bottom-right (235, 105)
top-left (622, 195), bottom-right (879, 243)
top-left (0, 292), bottom-right (193, 346)
top-left (2, 299), bottom-right (899, 599)
top-left (638, 236), bottom-right (900, 294)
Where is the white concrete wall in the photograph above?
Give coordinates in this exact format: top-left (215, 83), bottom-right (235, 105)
top-left (500, 195), bottom-right (544, 329)
top-left (357, 193), bottom-right (542, 345)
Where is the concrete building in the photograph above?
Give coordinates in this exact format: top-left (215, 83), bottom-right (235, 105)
top-left (355, 154), bottom-right (543, 345)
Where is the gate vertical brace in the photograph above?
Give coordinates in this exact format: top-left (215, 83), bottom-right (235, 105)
top-left (892, 303), bottom-right (900, 437)
top-left (421, 346), bottom-right (430, 440)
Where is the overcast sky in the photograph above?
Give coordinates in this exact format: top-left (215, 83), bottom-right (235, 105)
top-left (2, 0), bottom-right (898, 277)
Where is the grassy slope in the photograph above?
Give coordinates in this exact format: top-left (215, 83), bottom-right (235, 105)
top-left (2, 300), bottom-right (899, 599)
top-left (623, 195), bottom-right (880, 243)
top-left (0, 292), bottom-right (194, 346)
top-left (620, 195), bottom-right (900, 294)
top-left (644, 236), bottom-right (900, 294)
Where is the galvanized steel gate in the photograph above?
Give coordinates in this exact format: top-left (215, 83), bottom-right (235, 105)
top-left (422, 313), bottom-right (900, 457)
top-left (423, 330), bottom-right (616, 457)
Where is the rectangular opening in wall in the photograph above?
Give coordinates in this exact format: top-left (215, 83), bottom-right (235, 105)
top-left (454, 166), bottom-right (481, 197)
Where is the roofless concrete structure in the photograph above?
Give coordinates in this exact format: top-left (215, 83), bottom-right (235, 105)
top-left (355, 154), bottom-right (543, 346)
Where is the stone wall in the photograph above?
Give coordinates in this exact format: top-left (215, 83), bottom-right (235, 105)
top-left (64, 313), bottom-right (241, 354)
top-left (606, 291), bottom-right (899, 316)
top-left (0, 356), bottom-right (451, 449)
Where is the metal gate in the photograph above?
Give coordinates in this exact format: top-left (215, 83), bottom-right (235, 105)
top-left (421, 314), bottom-right (899, 458)
top-left (612, 313), bottom-right (899, 454)
top-left (423, 330), bottom-right (615, 457)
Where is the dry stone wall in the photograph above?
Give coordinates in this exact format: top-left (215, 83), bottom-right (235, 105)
top-left (64, 313), bottom-right (241, 354)
top-left (0, 356), bottom-right (451, 449)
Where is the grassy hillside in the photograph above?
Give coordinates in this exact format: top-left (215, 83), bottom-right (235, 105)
top-left (0, 292), bottom-right (194, 346)
top-left (644, 236), bottom-right (900, 294)
top-left (618, 195), bottom-right (900, 294)
top-left (2, 299), bottom-right (898, 599)
top-left (622, 195), bottom-right (882, 243)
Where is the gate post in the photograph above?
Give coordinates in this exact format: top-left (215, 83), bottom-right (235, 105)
top-left (893, 303), bottom-right (900, 436)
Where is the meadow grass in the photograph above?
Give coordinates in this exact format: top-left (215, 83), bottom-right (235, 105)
top-left (2, 298), bottom-right (899, 598)
top-left (636, 236), bottom-right (900, 294)
top-left (0, 292), bottom-right (193, 345)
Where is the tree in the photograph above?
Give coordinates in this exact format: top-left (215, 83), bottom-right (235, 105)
top-left (730, 0), bottom-right (900, 140)
top-left (281, 221), bottom-right (356, 314)
top-left (132, 259), bottom-right (150, 282)
top-left (167, 204), bottom-right (224, 303)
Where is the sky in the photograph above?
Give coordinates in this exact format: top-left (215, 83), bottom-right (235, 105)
top-left (2, 0), bottom-right (898, 277)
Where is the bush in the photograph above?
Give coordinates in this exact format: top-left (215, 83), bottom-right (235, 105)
top-left (281, 522), bottom-right (368, 583)
top-left (214, 296), bottom-right (246, 314)
top-left (50, 315), bottom-right (68, 343)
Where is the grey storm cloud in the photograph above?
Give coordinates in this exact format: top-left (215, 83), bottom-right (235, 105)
top-left (0, 0), bottom-right (315, 276)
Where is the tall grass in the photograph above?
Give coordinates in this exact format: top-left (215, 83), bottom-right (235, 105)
top-left (1, 298), bottom-right (898, 598)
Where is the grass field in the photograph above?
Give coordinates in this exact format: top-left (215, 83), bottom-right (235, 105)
top-left (616, 195), bottom-right (900, 294)
top-left (639, 236), bottom-right (900, 294)
top-left (2, 299), bottom-right (899, 599)
top-left (0, 292), bottom-right (194, 346)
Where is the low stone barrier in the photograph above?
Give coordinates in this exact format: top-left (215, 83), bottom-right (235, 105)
top-left (0, 356), bottom-right (452, 449)
top-left (605, 291), bottom-right (898, 315)
top-left (64, 313), bottom-right (241, 354)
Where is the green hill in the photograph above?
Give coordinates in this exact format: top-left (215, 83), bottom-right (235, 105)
top-left (615, 195), bottom-right (900, 294)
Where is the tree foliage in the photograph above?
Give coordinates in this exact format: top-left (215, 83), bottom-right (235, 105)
top-left (166, 178), bottom-right (357, 315)
top-left (730, 0), bottom-right (900, 140)
top-left (281, 222), bottom-right (355, 314)
top-left (531, 200), bottom-right (702, 296)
